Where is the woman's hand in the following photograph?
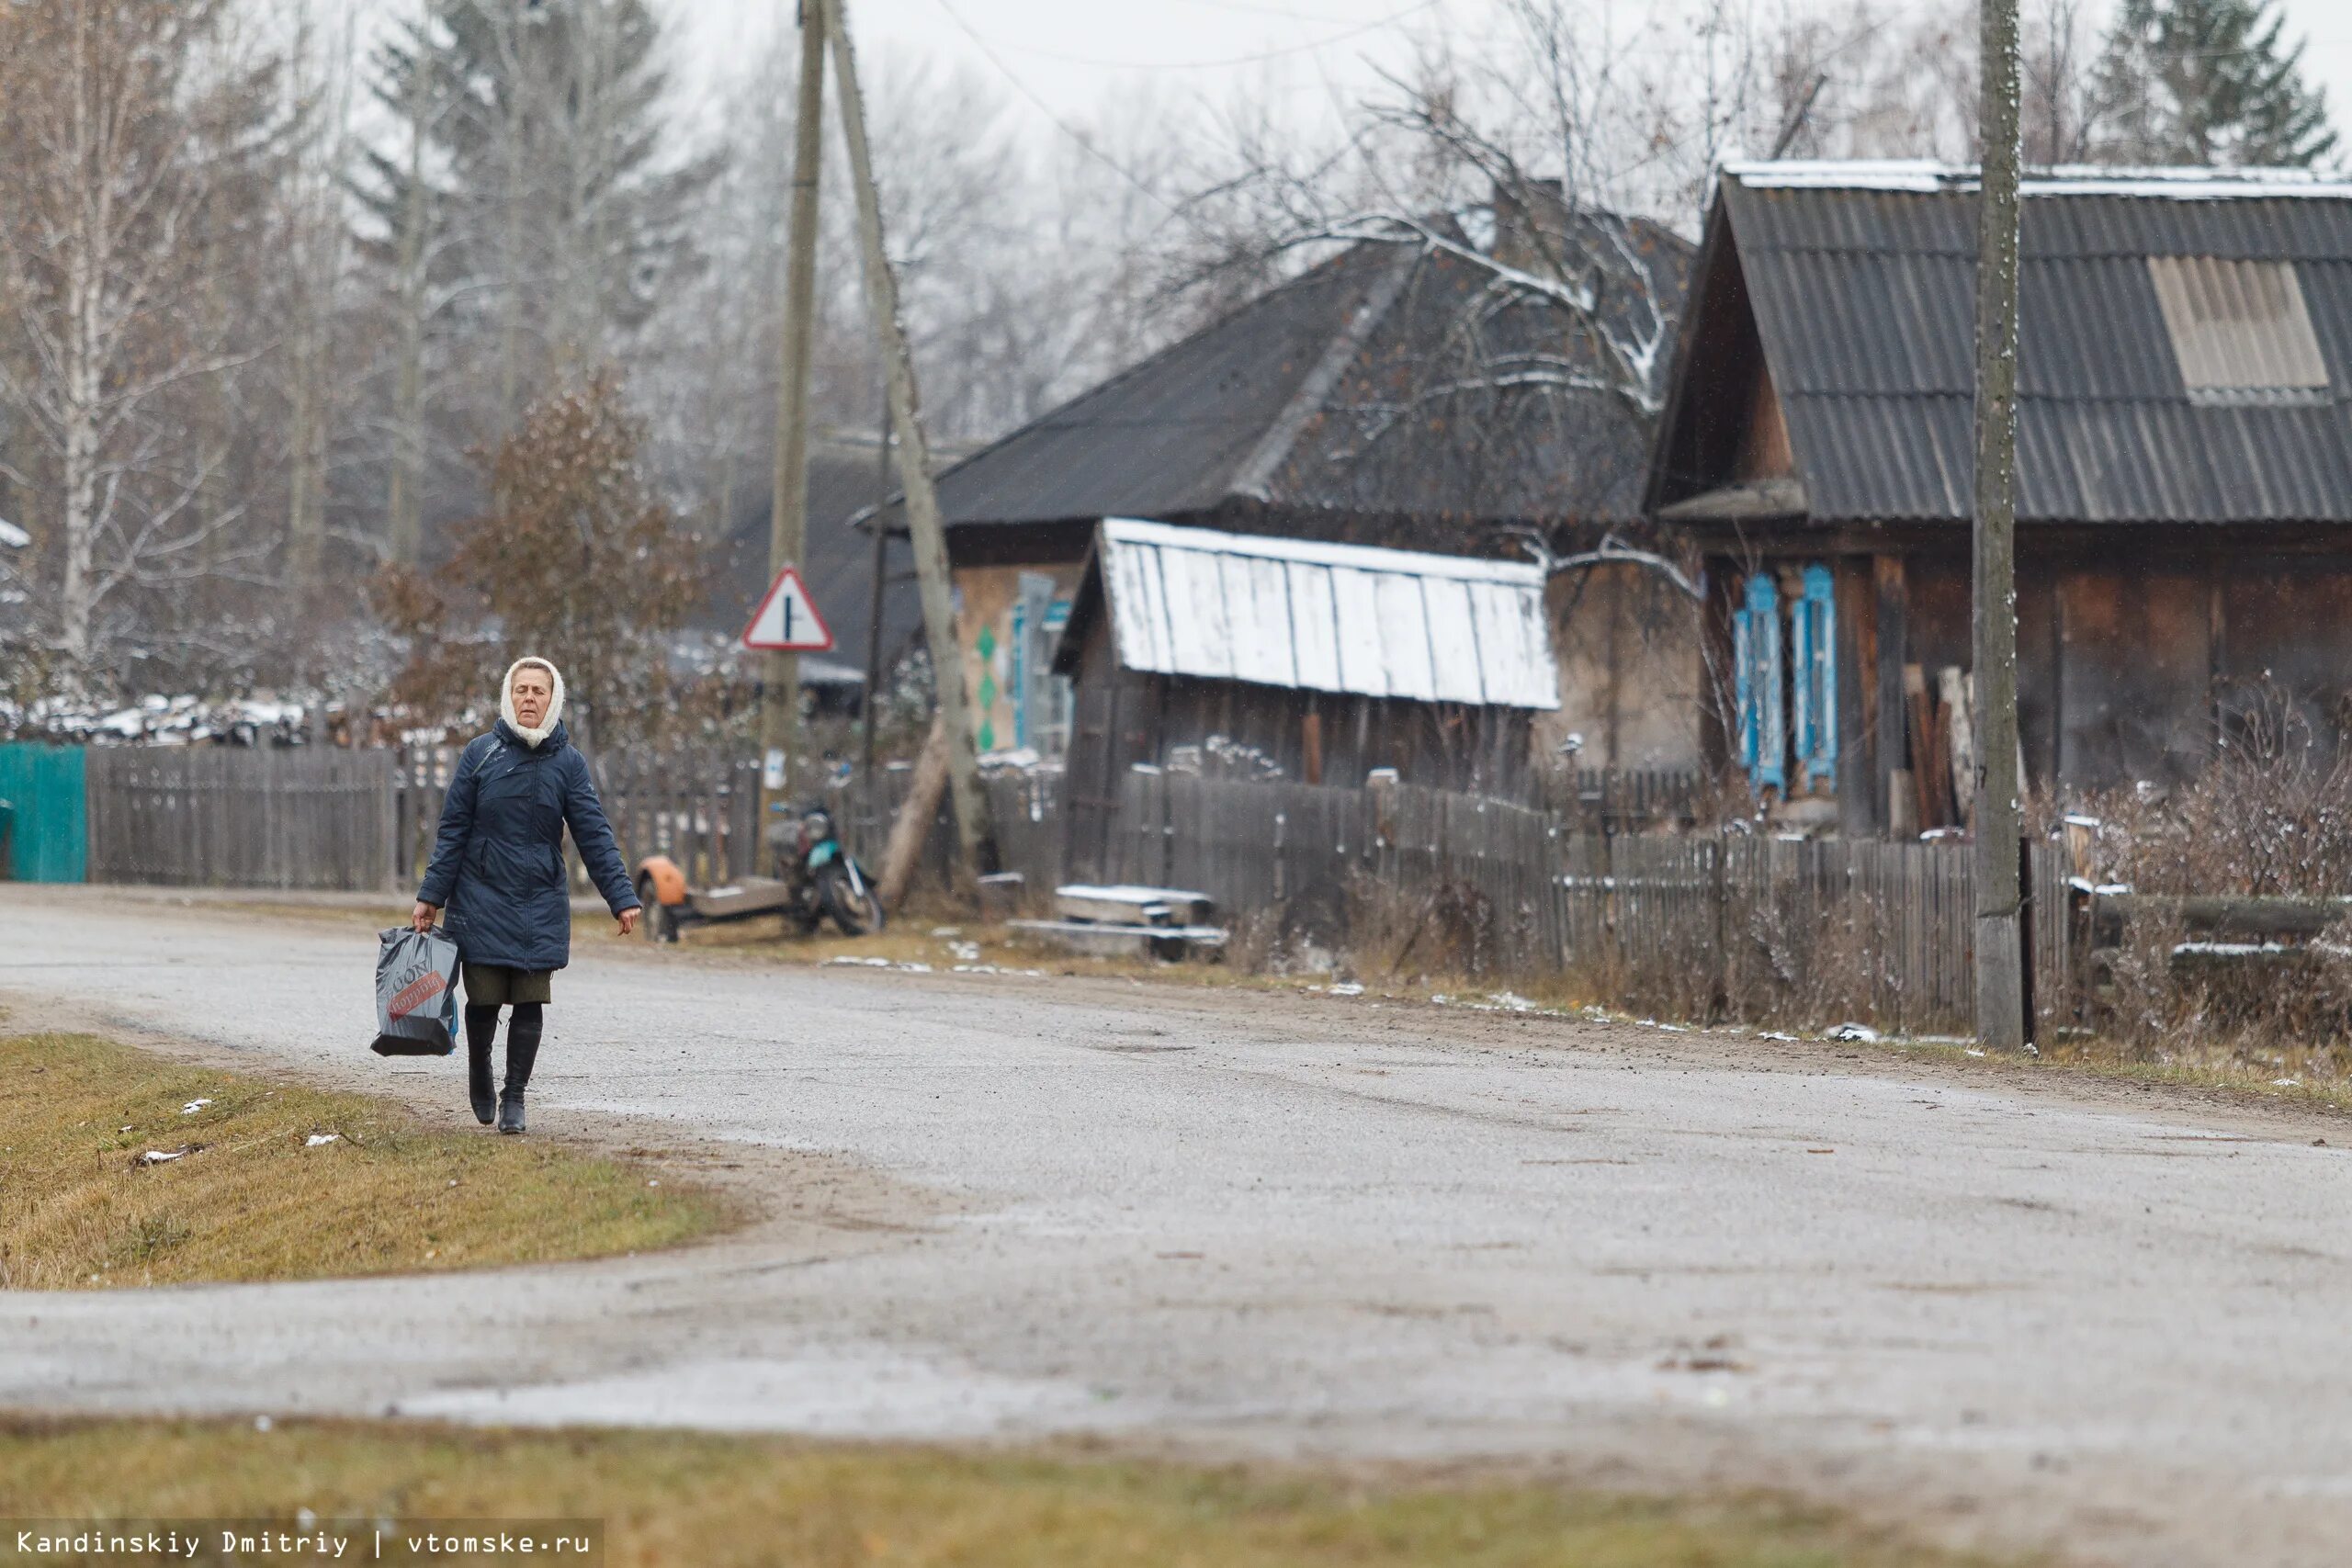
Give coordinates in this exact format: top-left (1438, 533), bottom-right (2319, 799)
top-left (616, 908), bottom-right (640, 938)
top-left (412, 901), bottom-right (439, 933)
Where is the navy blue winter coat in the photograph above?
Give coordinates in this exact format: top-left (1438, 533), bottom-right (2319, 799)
top-left (416, 719), bottom-right (639, 971)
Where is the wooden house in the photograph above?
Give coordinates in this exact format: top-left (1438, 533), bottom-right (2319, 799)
top-left (1646, 161), bottom-right (2352, 834)
top-left (867, 209), bottom-right (1696, 772)
top-left (1051, 519), bottom-right (1559, 878)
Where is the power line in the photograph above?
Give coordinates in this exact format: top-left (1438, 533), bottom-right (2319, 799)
top-left (923, 0), bottom-right (1185, 219)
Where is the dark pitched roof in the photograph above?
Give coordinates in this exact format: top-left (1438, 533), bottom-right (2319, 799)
top-left (923, 246), bottom-right (1386, 528)
top-left (900, 221), bottom-right (1690, 541)
top-left (1648, 163), bottom-right (2352, 525)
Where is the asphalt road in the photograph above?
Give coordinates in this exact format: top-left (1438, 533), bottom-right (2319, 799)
top-left (5, 888), bottom-right (2351, 1566)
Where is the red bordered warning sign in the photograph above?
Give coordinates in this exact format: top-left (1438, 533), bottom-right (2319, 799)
top-left (741, 565), bottom-right (835, 651)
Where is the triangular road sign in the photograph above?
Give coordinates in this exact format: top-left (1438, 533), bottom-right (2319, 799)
top-left (742, 565), bottom-right (835, 651)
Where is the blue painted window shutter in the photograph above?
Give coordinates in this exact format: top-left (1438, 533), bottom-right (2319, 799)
top-left (1734, 572), bottom-right (1785, 793)
top-left (1792, 563), bottom-right (1838, 784)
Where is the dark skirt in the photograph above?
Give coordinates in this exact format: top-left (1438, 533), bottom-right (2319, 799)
top-left (462, 963), bottom-right (553, 1007)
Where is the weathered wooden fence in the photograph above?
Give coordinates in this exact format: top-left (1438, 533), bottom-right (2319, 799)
top-left (1056, 768), bottom-right (2070, 1036)
top-left (72, 741), bottom-right (2078, 1033)
top-left (391, 744), bottom-right (766, 894)
top-left (831, 763), bottom-right (1066, 905)
top-left (85, 747), bottom-right (394, 891)
top-left (1558, 767), bottom-right (1704, 830)
top-left (1559, 832), bottom-right (2071, 1034)
top-left (589, 751), bottom-right (762, 890)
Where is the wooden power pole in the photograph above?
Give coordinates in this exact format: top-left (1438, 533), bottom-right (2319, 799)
top-left (757, 0), bottom-right (828, 826)
top-left (821, 0), bottom-right (999, 884)
top-left (1973, 0), bottom-right (2028, 1051)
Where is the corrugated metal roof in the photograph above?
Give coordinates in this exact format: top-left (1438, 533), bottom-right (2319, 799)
top-left (1093, 518), bottom-right (1558, 709)
top-left (1658, 168), bottom-right (2352, 524)
top-left (1723, 160), bottom-right (2352, 202)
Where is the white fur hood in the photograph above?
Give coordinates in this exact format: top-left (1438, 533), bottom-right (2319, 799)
top-left (499, 656), bottom-right (566, 747)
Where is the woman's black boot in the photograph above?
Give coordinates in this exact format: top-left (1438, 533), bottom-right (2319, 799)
top-left (498, 1003), bottom-right (543, 1134)
top-left (463, 1005), bottom-right (500, 1125)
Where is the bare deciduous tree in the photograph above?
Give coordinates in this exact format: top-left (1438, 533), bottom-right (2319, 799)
top-left (0, 0), bottom-right (288, 669)
top-left (375, 368), bottom-right (703, 744)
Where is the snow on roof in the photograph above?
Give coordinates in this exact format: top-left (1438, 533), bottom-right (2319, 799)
top-left (1095, 517), bottom-right (1558, 710)
top-left (1723, 159), bottom-right (2352, 200)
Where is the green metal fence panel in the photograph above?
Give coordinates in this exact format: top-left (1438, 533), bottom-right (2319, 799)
top-left (0, 743), bottom-right (87, 882)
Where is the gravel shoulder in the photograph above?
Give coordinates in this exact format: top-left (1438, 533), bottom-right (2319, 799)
top-left (5, 886), bottom-right (2350, 1567)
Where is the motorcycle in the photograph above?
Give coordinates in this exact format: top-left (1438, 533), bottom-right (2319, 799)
top-left (634, 798), bottom-right (885, 942)
top-left (777, 801), bottom-right (886, 935)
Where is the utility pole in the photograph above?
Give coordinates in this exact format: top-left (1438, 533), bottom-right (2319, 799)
top-left (861, 391), bottom-right (889, 795)
top-left (758, 0), bottom-right (828, 826)
top-left (1973, 0), bottom-right (2028, 1052)
top-left (821, 0), bottom-right (999, 883)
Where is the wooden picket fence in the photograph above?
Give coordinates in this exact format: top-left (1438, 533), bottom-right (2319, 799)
top-left (1559, 766), bottom-right (1704, 829)
top-left (827, 762), bottom-right (1066, 906)
top-left (390, 744), bottom-right (765, 894)
top-left (736, 761), bottom-right (2066, 1035)
top-left (1080, 769), bottom-right (2067, 1036)
top-left (85, 747), bottom-right (395, 891)
top-left (74, 742), bottom-right (2075, 1035)
top-left (1559, 831), bottom-right (2070, 1034)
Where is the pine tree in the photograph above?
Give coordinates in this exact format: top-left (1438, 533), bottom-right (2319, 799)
top-left (2092, 0), bottom-right (2337, 167)
top-left (351, 0), bottom-right (721, 558)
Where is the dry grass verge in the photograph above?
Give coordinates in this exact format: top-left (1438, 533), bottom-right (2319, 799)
top-left (0, 1415), bottom-right (2033, 1568)
top-left (0, 1032), bottom-right (731, 1290)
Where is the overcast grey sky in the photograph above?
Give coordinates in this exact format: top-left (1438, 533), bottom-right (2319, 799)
top-left (672, 0), bottom-right (2352, 166)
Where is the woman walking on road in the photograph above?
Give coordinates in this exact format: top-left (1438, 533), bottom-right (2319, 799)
top-left (413, 658), bottom-right (639, 1134)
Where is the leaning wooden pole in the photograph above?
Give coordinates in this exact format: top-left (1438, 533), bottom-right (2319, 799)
top-left (822, 0), bottom-right (999, 884)
top-left (1972, 0), bottom-right (2028, 1051)
top-left (757, 0), bottom-right (827, 827)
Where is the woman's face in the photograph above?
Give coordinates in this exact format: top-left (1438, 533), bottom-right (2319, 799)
top-left (511, 667), bottom-right (553, 729)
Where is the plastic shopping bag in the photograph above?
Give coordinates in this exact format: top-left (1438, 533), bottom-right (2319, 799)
top-left (371, 926), bottom-right (460, 1055)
